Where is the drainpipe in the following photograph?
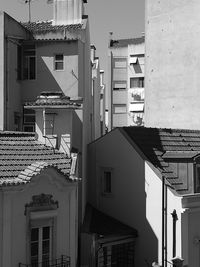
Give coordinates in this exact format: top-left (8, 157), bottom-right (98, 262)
top-left (165, 185), bottom-right (168, 267)
top-left (171, 210), bottom-right (178, 258)
top-left (162, 176), bottom-right (165, 267)
top-left (162, 176), bottom-right (168, 267)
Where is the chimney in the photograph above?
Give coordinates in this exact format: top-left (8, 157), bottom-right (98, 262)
top-left (53, 0), bottom-right (85, 25)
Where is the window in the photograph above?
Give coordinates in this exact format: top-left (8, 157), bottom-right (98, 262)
top-left (113, 57), bottom-right (127, 69)
top-left (30, 225), bottom-right (52, 266)
top-left (25, 194), bottom-right (59, 266)
top-left (130, 77), bottom-right (144, 88)
top-left (195, 164), bottom-right (200, 193)
top-left (98, 241), bottom-right (135, 267)
top-left (113, 81), bottom-right (127, 90)
top-left (113, 104), bottom-right (127, 114)
top-left (23, 109), bottom-right (35, 132)
top-left (14, 112), bottom-right (21, 131)
top-left (101, 169), bottom-right (113, 195)
top-left (54, 54), bottom-right (64, 70)
top-left (23, 44), bottom-right (36, 80)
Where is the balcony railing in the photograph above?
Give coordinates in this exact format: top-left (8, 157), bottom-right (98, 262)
top-left (19, 255), bottom-right (70, 267)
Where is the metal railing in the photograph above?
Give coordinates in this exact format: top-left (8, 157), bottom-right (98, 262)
top-left (19, 255), bottom-right (70, 267)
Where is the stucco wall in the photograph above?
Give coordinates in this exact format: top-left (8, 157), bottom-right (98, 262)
top-left (145, 0), bottom-right (200, 129)
top-left (88, 129), bottom-right (182, 266)
top-left (78, 20), bottom-right (92, 221)
top-left (0, 168), bottom-right (78, 267)
top-left (1, 12), bottom-right (30, 130)
top-left (21, 41), bottom-right (79, 102)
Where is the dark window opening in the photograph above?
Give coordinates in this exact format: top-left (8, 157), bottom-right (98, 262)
top-left (130, 77), bottom-right (144, 88)
top-left (102, 171), bottom-right (112, 194)
top-left (23, 44), bottom-right (36, 80)
top-left (54, 54), bottom-right (64, 70)
top-left (23, 109), bottom-right (35, 132)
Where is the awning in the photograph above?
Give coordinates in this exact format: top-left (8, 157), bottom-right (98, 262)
top-left (129, 103), bottom-right (144, 112)
top-left (129, 57), bottom-right (138, 64)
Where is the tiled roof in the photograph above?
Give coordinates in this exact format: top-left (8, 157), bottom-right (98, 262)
top-left (0, 132), bottom-right (73, 186)
top-left (82, 203), bottom-right (138, 237)
top-left (25, 91), bottom-right (82, 109)
top-left (110, 36), bottom-right (145, 48)
top-left (21, 20), bottom-right (83, 34)
top-left (122, 127), bottom-right (200, 192)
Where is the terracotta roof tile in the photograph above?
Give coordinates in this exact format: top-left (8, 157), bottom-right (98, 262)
top-left (0, 132), bottom-right (73, 186)
top-left (21, 20), bottom-right (83, 33)
top-left (122, 127), bottom-right (200, 192)
top-left (25, 92), bottom-right (82, 109)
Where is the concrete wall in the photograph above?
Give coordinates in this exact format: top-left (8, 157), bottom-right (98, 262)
top-left (21, 41), bottom-right (79, 102)
top-left (0, 168), bottom-right (78, 267)
top-left (145, 0), bottom-right (200, 129)
top-left (88, 129), bottom-right (182, 266)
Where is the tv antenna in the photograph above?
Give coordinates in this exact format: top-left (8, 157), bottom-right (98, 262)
top-left (20, 0), bottom-right (37, 22)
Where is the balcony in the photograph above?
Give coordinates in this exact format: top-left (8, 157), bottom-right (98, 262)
top-left (19, 255), bottom-right (70, 267)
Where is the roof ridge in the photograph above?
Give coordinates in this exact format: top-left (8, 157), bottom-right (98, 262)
top-left (123, 126), bottom-right (200, 133)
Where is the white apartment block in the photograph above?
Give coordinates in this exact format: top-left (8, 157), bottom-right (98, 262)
top-left (108, 36), bottom-right (145, 130)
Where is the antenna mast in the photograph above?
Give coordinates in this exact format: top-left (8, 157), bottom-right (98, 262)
top-left (26, 0), bottom-right (31, 22)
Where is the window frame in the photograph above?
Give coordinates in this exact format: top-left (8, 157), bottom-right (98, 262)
top-left (54, 54), bottom-right (64, 71)
top-left (101, 168), bottom-right (114, 196)
top-left (23, 109), bottom-right (35, 132)
top-left (25, 194), bottom-right (58, 265)
top-left (30, 221), bottom-right (53, 266)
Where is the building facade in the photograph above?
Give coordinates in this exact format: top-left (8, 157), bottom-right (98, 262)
top-left (145, 0), bottom-right (200, 130)
top-left (0, 131), bottom-right (79, 267)
top-left (87, 126), bottom-right (200, 267)
top-left (108, 36), bottom-right (145, 130)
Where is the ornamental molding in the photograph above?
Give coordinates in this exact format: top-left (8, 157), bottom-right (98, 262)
top-left (25, 193), bottom-right (58, 215)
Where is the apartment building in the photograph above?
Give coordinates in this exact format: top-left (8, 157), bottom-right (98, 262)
top-left (0, 0), bottom-right (105, 266)
top-left (107, 35), bottom-right (145, 130)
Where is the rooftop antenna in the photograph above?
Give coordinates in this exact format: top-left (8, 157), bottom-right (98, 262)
top-left (20, 0), bottom-right (37, 22)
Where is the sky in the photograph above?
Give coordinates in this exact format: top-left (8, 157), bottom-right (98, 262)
top-left (0, 0), bottom-right (145, 82)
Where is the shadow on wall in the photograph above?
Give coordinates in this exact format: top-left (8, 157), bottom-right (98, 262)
top-left (86, 128), bottom-right (164, 266)
top-left (21, 46), bottom-right (78, 102)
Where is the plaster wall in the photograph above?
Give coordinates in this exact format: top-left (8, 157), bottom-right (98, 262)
top-left (0, 12), bottom-right (30, 131)
top-left (35, 108), bottom-right (83, 154)
top-left (88, 129), bottom-right (182, 266)
top-left (21, 41), bottom-right (79, 102)
top-left (78, 20), bottom-right (92, 221)
top-left (145, 0), bottom-right (200, 129)
top-left (182, 204), bottom-right (200, 267)
top-left (0, 168), bottom-right (78, 267)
